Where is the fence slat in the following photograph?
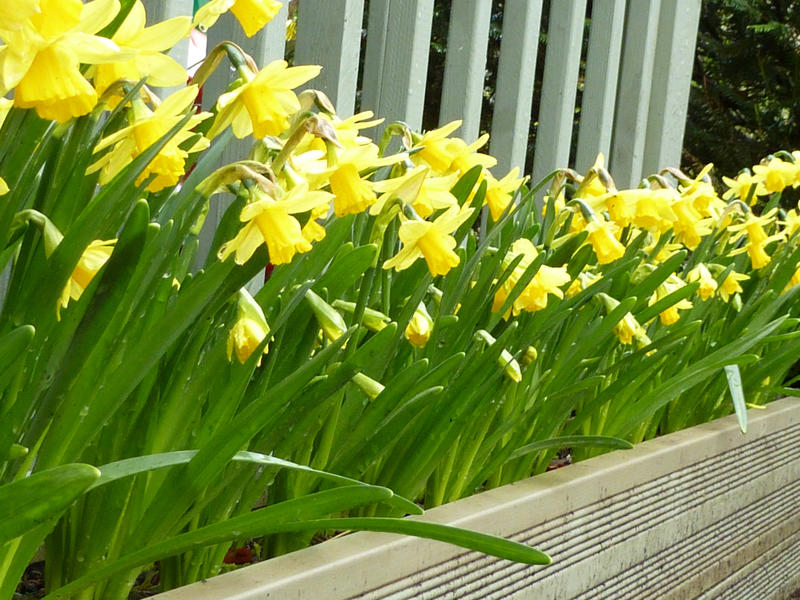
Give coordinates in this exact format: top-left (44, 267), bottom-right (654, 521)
top-left (642, 0), bottom-right (702, 176)
top-left (142, 0), bottom-right (193, 96)
top-left (361, 0), bottom-right (435, 137)
top-left (574, 0), bottom-right (626, 173)
top-left (531, 0), bottom-right (587, 191)
top-left (438, 0), bottom-right (492, 142)
top-left (489, 0), bottom-right (543, 175)
top-left (609, 0), bottom-right (661, 188)
top-left (295, 0), bottom-right (365, 118)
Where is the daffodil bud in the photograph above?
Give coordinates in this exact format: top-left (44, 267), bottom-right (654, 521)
top-left (227, 289), bottom-right (270, 365)
top-left (522, 346), bottom-right (538, 366)
top-left (306, 289), bottom-right (348, 342)
top-left (332, 299), bottom-right (390, 332)
top-left (596, 293), bottom-right (651, 348)
top-left (474, 330), bottom-right (522, 383)
top-left (405, 302), bottom-right (434, 348)
top-left (351, 372), bottom-right (385, 400)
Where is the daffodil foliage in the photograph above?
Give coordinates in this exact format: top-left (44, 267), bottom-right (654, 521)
top-left (1, 2), bottom-right (799, 599)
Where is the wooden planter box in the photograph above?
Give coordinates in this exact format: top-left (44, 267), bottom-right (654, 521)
top-left (154, 397), bottom-right (800, 599)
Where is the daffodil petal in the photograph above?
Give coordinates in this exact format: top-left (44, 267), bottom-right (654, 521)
top-left (134, 53), bottom-right (187, 87)
top-left (114, 0), bottom-right (146, 42)
top-left (282, 190), bottom-right (334, 214)
top-left (131, 16), bottom-right (193, 52)
top-left (62, 34), bottom-right (127, 64)
top-left (78, 0), bottom-right (121, 34)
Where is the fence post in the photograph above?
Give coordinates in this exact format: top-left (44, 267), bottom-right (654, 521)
top-left (361, 0), bottom-right (435, 138)
top-left (574, 0), bottom-right (626, 173)
top-left (438, 0), bottom-right (492, 143)
top-left (531, 0), bottom-right (587, 193)
top-left (642, 0), bottom-right (702, 176)
top-left (489, 0), bottom-right (543, 175)
top-left (609, 0), bottom-right (661, 188)
top-left (294, 0), bottom-right (365, 118)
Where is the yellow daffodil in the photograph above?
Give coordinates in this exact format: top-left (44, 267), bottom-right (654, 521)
top-left (597, 293), bottom-right (651, 347)
top-left (0, 177), bottom-right (7, 195)
top-left (686, 263), bottom-right (718, 300)
top-left (614, 312), bottom-right (651, 346)
top-left (218, 182), bottom-right (333, 265)
top-left (584, 218), bottom-right (625, 265)
top-left (371, 166), bottom-right (458, 218)
top-left (447, 134), bottom-right (497, 175)
top-left (410, 120), bottom-right (464, 173)
top-left (727, 208), bottom-right (782, 270)
top-left (227, 288), bottom-right (270, 365)
top-left (2, 0), bottom-right (130, 122)
top-left (492, 239), bottom-right (570, 318)
top-left (719, 271), bottom-right (749, 303)
top-left (722, 170), bottom-right (768, 204)
top-left (649, 275), bottom-right (693, 326)
top-left (92, 0), bottom-right (192, 100)
top-left (598, 189), bottom-right (637, 228)
top-left (669, 197), bottom-right (711, 250)
top-left (324, 144), bottom-right (406, 217)
top-left (405, 301), bottom-right (433, 347)
top-left (209, 60), bottom-right (320, 139)
top-left (679, 164), bottom-right (726, 219)
top-left (383, 205), bottom-right (474, 277)
top-left (299, 111), bottom-right (383, 154)
top-left (485, 168), bottom-right (527, 221)
top-left (630, 188), bottom-right (678, 233)
top-left (88, 86), bottom-right (211, 192)
top-left (752, 157), bottom-right (799, 193)
top-left (0, 0), bottom-right (41, 30)
top-left (58, 238), bottom-right (116, 320)
top-left (194, 0), bottom-right (282, 37)
top-left (301, 202), bottom-right (330, 243)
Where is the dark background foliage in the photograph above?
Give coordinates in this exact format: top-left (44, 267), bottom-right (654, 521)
top-left (683, 0), bottom-right (800, 179)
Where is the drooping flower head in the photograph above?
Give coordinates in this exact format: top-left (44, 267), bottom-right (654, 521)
top-left (58, 239), bottom-right (116, 320)
top-left (492, 239), bottom-right (570, 318)
top-left (218, 182), bottom-right (333, 265)
top-left (209, 59), bottom-right (320, 139)
top-left (584, 217), bottom-right (625, 265)
top-left (88, 86), bottom-right (211, 192)
top-left (485, 168), bottom-right (527, 221)
top-left (2, 0), bottom-right (129, 122)
top-left (194, 0), bottom-right (283, 37)
top-left (686, 263), bottom-right (718, 300)
top-left (383, 205), bottom-right (474, 277)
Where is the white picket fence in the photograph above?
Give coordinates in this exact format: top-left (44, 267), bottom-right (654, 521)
top-left (143, 0), bottom-right (702, 188)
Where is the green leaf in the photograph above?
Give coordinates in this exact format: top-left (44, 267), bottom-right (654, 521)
top-left (44, 496), bottom-right (549, 599)
top-left (91, 449), bottom-right (420, 515)
top-left (723, 364), bottom-right (747, 434)
top-left (506, 435), bottom-right (633, 462)
top-left (0, 464), bottom-right (99, 544)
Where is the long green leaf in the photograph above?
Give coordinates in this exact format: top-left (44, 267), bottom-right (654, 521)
top-left (506, 435), bottom-right (633, 462)
top-left (0, 464), bottom-right (99, 544)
